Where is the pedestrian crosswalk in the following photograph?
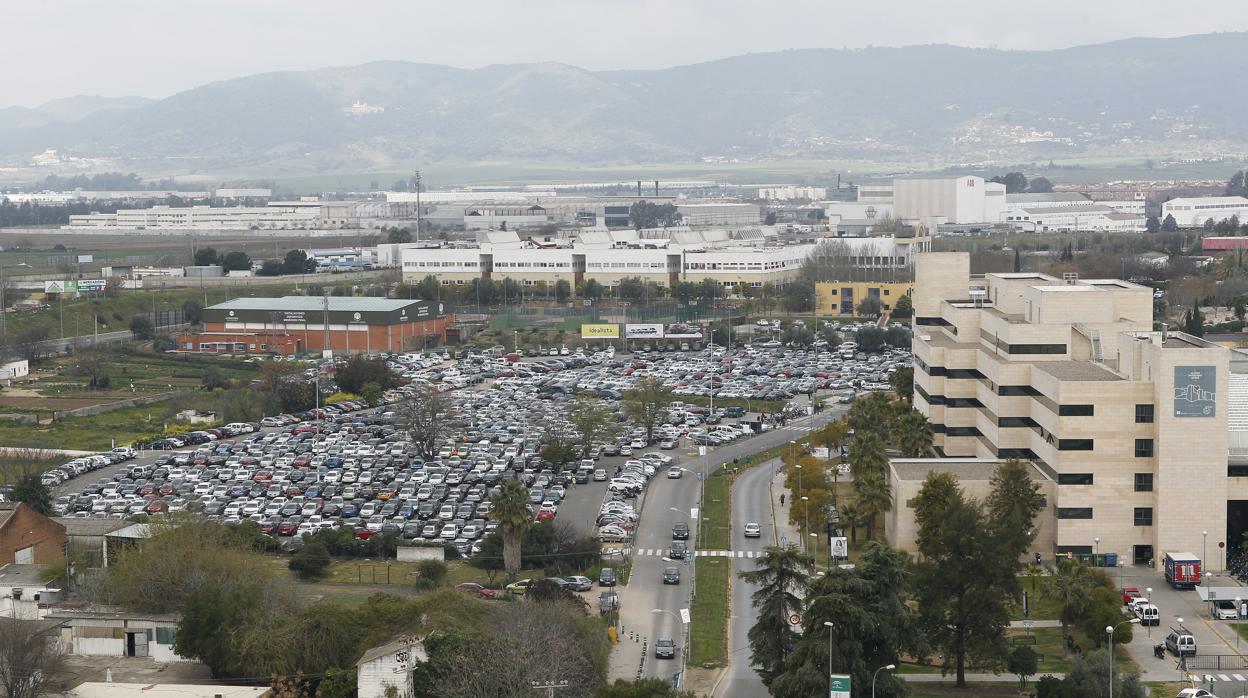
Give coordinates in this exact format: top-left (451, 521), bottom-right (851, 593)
top-left (624, 548), bottom-right (761, 559)
top-left (1203, 674), bottom-right (1248, 682)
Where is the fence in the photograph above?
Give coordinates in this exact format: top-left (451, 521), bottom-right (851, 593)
top-left (1184, 655), bottom-right (1248, 670)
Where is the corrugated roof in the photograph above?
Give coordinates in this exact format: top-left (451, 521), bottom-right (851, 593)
top-left (209, 296), bottom-right (420, 313)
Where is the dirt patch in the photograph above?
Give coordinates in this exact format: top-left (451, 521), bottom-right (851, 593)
top-left (0, 396), bottom-right (118, 410)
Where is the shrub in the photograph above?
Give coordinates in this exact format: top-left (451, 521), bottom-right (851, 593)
top-left (288, 542), bottom-right (332, 580)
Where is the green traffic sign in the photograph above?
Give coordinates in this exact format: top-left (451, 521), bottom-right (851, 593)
top-left (829, 674), bottom-right (851, 698)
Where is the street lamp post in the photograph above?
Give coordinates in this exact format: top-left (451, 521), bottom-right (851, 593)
top-left (1094, 537), bottom-right (1100, 557)
top-left (801, 495), bottom-right (810, 551)
top-left (1107, 618), bottom-right (1140, 698)
top-left (1145, 588), bottom-right (1153, 638)
top-left (871, 664), bottom-right (896, 698)
top-left (1237, 596), bottom-right (1243, 649)
top-left (823, 621), bottom-right (834, 688)
top-left (1203, 531), bottom-right (1209, 572)
top-left (651, 608), bottom-right (689, 688)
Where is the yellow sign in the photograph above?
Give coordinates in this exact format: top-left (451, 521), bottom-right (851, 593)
top-left (581, 323), bottom-right (620, 339)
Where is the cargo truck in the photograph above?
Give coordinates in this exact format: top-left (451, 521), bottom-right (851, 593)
top-left (1164, 552), bottom-right (1202, 589)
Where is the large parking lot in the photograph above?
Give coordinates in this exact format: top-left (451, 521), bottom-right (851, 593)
top-left (39, 340), bottom-right (911, 557)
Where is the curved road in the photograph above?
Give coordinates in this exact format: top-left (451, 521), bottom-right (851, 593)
top-left (718, 457), bottom-right (780, 697)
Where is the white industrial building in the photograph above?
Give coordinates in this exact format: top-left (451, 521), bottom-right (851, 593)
top-left (892, 175), bottom-right (1007, 225)
top-left (64, 201), bottom-right (360, 230)
top-left (676, 203), bottom-right (761, 226)
top-left (1002, 193), bottom-right (1147, 232)
top-left (400, 229), bottom-right (916, 290)
top-left (1004, 204), bottom-right (1146, 233)
top-left (758, 186), bottom-right (827, 200)
top-left (1161, 196), bottom-right (1248, 228)
top-left (857, 183), bottom-right (895, 205)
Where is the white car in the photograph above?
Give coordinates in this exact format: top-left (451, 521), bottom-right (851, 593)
top-left (743, 522), bottom-right (762, 538)
top-left (667, 468), bottom-right (683, 479)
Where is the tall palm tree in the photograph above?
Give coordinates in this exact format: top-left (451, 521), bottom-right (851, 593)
top-left (490, 480), bottom-right (531, 582)
top-left (896, 409), bottom-right (933, 457)
top-left (738, 544), bottom-right (815, 685)
top-left (1046, 559), bottom-right (1094, 645)
top-left (847, 430), bottom-right (889, 479)
top-left (853, 471), bottom-right (893, 540)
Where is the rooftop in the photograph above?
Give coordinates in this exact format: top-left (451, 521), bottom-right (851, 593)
top-left (0, 563), bottom-right (53, 587)
top-left (53, 518), bottom-right (132, 536)
top-left (1032, 361), bottom-right (1123, 382)
top-left (71, 684), bottom-right (270, 698)
top-left (208, 296), bottom-right (421, 313)
top-left (1007, 193), bottom-right (1091, 203)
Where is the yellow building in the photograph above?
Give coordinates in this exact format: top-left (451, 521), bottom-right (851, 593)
top-left (815, 281), bottom-right (913, 316)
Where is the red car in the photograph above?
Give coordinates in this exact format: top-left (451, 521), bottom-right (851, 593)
top-left (455, 582), bottom-right (498, 599)
top-left (1121, 587), bottom-right (1142, 605)
top-left (535, 510), bottom-right (555, 523)
top-left (355, 529), bottom-right (377, 540)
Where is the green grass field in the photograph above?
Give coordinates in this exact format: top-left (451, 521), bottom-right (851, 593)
top-left (0, 397), bottom-right (188, 449)
top-left (688, 556), bottom-right (730, 667)
top-left (700, 471), bottom-right (731, 550)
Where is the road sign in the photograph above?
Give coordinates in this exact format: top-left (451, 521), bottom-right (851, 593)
top-left (680, 608), bottom-right (691, 624)
top-left (830, 674), bottom-right (851, 698)
top-left (780, 534), bottom-right (788, 546)
top-left (789, 614), bottom-right (801, 626)
top-left (1022, 619), bottom-right (1035, 628)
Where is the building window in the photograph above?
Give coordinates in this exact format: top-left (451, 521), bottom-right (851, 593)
top-left (1056, 507), bottom-right (1093, 519)
top-left (1134, 473), bottom-right (1154, 491)
top-left (999, 385), bottom-right (1042, 397)
top-left (1057, 473), bottom-right (1094, 485)
top-left (1134, 507), bottom-right (1153, 526)
top-left (1057, 439), bottom-right (1093, 451)
top-left (1058, 405), bottom-right (1095, 416)
top-left (999, 416), bottom-right (1038, 428)
top-left (1135, 439), bottom-right (1154, 457)
top-left (1006, 343), bottom-right (1067, 355)
top-left (1135, 404), bottom-right (1154, 423)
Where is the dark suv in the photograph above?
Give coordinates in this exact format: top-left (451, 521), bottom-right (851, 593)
top-left (668, 541), bottom-right (688, 559)
top-left (672, 522), bottom-right (690, 540)
top-left (655, 637), bottom-right (676, 659)
top-left (599, 567), bottom-right (617, 587)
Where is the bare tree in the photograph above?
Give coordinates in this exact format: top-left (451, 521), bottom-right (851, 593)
top-left (0, 619), bottom-right (67, 698)
top-left (568, 398), bottom-right (621, 459)
top-left (623, 376), bottom-right (673, 446)
top-left (73, 346), bottom-right (114, 389)
top-left (395, 386), bottom-right (453, 459)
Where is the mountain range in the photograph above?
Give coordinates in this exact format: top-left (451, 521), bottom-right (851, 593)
top-left (3, 32), bottom-right (1247, 176)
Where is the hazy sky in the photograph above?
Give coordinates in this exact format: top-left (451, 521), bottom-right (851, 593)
top-left (5, 0), bottom-right (1248, 108)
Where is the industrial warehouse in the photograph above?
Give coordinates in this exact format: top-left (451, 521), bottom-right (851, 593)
top-left (175, 297), bottom-right (451, 355)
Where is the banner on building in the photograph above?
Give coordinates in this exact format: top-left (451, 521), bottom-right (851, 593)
top-left (45, 280), bottom-right (75, 293)
top-left (625, 323), bottom-right (664, 339)
top-left (580, 323), bottom-right (620, 339)
top-left (1174, 365), bottom-right (1216, 417)
top-left (77, 279), bottom-right (108, 293)
top-left (664, 322), bottom-right (703, 339)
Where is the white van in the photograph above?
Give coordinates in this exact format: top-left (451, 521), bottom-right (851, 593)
top-left (1165, 626), bottom-right (1196, 656)
top-left (1135, 603), bottom-right (1159, 626)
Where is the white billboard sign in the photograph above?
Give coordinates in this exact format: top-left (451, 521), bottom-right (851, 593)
top-left (625, 323), bottom-right (665, 339)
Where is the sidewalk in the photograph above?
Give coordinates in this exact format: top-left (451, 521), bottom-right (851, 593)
top-left (905, 673), bottom-right (1065, 682)
top-left (768, 460), bottom-right (805, 550)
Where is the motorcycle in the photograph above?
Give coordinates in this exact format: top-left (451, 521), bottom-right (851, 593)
top-left (1154, 643), bottom-right (1166, 659)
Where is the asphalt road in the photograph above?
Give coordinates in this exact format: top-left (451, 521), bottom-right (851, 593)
top-left (608, 402), bottom-right (847, 686)
top-left (718, 457), bottom-right (780, 698)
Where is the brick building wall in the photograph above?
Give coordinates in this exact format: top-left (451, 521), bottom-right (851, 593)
top-left (178, 316), bottom-right (450, 356)
top-left (0, 503), bottom-right (68, 565)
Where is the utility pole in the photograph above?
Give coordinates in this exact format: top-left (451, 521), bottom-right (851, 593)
top-left (414, 170), bottom-right (423, 243)
top-left (322, 288), bottom-right (331, 357)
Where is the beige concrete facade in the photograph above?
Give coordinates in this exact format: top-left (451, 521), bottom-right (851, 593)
top-left (887, 459), bottom-right (1057, 557)
top-left (904, 251), bottom-right (1231, 568)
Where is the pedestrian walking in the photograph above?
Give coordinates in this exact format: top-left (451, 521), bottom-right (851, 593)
top-left (780, 494), bottom-right (786, 506)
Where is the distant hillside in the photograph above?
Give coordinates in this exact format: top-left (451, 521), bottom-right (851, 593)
top-left (3, 33), bottom-right (1247, 174)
